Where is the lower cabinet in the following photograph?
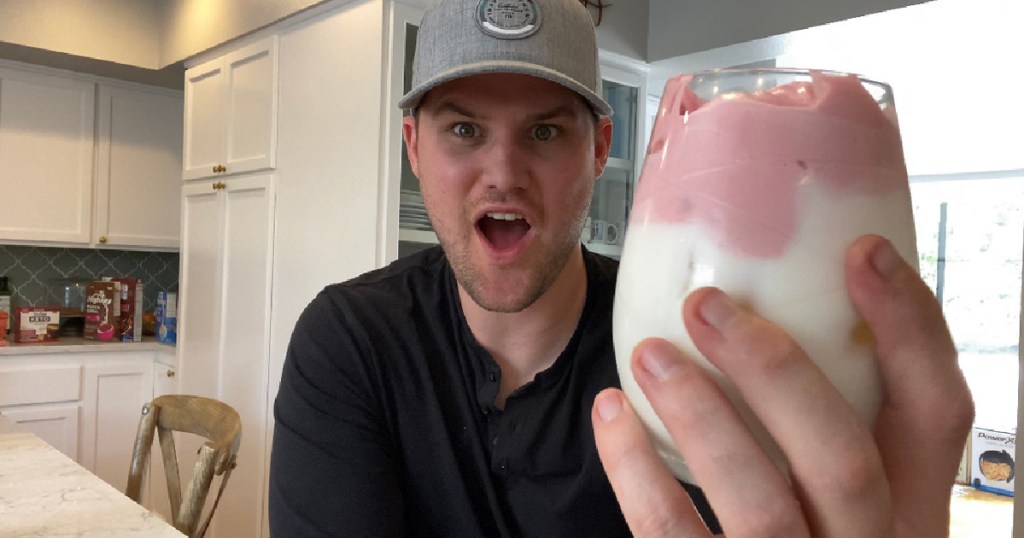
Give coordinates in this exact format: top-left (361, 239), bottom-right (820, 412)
top-left (79, 355), bottom-right (155, 494)
top-left (0, 404), bottom-right (80, 460)
top-left (179, 174), bottom-right (274, 538)
top-left (143, 357), bottom-right (179, 522)
top-left (0, 350), bottom-right (165, 495)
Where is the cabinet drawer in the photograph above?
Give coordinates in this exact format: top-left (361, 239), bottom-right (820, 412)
top-left (0, 363), bottom-right (82, 406)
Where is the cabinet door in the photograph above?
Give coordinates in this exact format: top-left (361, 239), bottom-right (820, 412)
top-left (96, 85), bottom-right (183, 249)
top-left (183, 59), bottom-right (227, 180)
top-left (144, 360), bottom-right (178, 522)
top-left (80, 357), bottom-right (155, 491)
top-left (0, 404), bottom-right (80, 461)
top-left (183, 37), bottom-right (278, 181)
top-left (0, 66), bottom-right (95, 243)
top-left (223, 38), bottom-right (278, 177)
top-left (179, 175), bottom-right (273, 538)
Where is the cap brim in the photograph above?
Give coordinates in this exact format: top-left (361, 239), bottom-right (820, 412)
top-left (398, 60), bottom-right (613, 117)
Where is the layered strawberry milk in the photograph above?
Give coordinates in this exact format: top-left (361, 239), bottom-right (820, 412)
top-left (613, 69), bottom-right (919, 483)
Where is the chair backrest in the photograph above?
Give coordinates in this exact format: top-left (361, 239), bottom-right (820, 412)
top-left (125, 394), bottom-right (242, 538)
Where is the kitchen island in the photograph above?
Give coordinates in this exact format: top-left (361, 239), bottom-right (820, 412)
top-left (0, 412), bottom-right (184, 536)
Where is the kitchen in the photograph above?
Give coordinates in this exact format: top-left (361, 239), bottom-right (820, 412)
top-left (1, 0), bottom-right (1021, 537)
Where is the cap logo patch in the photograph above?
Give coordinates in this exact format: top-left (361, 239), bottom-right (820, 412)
top-left (476, 0), bottom-right (541, 39)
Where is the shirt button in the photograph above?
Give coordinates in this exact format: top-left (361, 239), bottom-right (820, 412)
top-left (482, 407), bottom-right (490, 416)
top-left (492, 436), bottom-right (499, 446)
top-left (488, 372), bottom-right (498, 383)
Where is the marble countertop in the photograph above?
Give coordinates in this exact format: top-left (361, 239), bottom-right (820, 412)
top-left (0, 337), bottom-right (175, 356)
top-left (0, 414), bottom-right (185, 537)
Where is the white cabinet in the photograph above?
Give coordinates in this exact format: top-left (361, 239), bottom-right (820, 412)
top-left (178, 174), bottom-right (274, 538)
top-left (95, 84), bottom-right (184, 249)
top-left (0, 350), bottom-right (160, 483)
top-left (79, 355), bottom-right (155, 493)
top-left (0, 65), bottom-right (95, 244)
top-left (144, 357), bottom-right (178, 522)
top-left (0, 405), bottom-right (80, 460)
top-left (183, 37), bottom-right (279, 181)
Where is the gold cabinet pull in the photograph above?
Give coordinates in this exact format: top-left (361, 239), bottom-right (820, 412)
top-left (212, 165), bottom-right (218, 173)
top-left (98, 236), bottom-right (108, 244)
top-left (166, 369), bottom-right (176, 378)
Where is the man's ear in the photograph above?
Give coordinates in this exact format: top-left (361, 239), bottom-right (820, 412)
top-left (593, 116), bottom-right (613, 178)
top-left (402, 114), bottom-right (420, 178)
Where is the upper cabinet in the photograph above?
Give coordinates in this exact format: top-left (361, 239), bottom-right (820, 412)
top-left (0, 61), bottom-right (183, 251)
top-left (0, 65), bottom-right (95, 244)
top-left (183, 37), bottom-right (279, 181)
top-left (95, 84), bottom-right (183, 249)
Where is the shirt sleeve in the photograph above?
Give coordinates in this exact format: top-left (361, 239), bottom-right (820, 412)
top-left (269, 290), bottom-right (404, 537)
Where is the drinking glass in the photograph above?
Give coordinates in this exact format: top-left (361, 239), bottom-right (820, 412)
top-left (612, 68), bottom-right (918, 483)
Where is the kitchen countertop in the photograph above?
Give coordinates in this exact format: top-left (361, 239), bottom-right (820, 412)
top-left (0, 413), bottom-right (185, 537)
top-left (0, 336), bottom-right (175, 356)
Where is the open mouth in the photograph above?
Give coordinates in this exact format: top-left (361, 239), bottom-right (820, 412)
top-left (477, 212), bottom-right (531, 251)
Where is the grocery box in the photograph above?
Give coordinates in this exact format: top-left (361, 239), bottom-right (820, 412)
top-left (0, 311), bottom-right (8, 346)
top-left (85, 281), bottom-right (121, 341)
top-left (13, 306), bottom-right (60, 343)
top-left (105, 277), bottom-right (143, 342)
top-left (156, 291), bottom-right (177, 344)
top-left (971, 427), bottom-right (1016, 496)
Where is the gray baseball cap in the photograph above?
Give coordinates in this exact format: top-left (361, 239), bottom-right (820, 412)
top-left (398, 0), bottom-right (612, 117)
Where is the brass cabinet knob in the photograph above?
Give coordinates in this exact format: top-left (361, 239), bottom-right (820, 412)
top-left (166, 369), bottom-right (176, 378)
top-left (212, 165), bottom-right (218, 173)
top-left (98, 236), bottom-right (108, 244)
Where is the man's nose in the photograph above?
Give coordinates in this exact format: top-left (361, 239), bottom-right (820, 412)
top-left (481, 136), bottom-right (530, 191)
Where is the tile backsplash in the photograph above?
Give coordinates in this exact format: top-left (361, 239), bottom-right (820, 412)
top-left (0, 245), bottom-right (178, 313)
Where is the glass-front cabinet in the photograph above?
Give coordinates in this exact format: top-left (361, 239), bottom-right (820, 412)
top-left (389, 12), bottom-right (647, 261)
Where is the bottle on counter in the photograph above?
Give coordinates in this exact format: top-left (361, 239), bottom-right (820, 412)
top-left (0, 276), bottom-right (11, 336)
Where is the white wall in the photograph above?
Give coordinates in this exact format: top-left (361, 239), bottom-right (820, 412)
top-left (0, 0), bottom-right (162, 68)
top-left (645, 0), bottom-right (1023, 177)
top-left (158, 0), bottom-right (326, 67)
top-left (646, 0), bottom-right (933, 61)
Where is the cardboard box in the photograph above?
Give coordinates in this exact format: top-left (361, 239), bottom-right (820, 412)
top-left (85, 281), bottom-right (121, 341)
top-left (156, 291), bottom-right (177, 344)
top-left (971, 427), bottom-right (1016, 496)
top-left (0, 311), bottom-right (8, 346)
top-left (13, 306), bottom-right (60, 343)
top-left (106, 277), bottom-right (143, 342)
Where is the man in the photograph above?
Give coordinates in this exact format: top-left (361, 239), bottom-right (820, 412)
top-left (270, 0), bottom-right (973, 535)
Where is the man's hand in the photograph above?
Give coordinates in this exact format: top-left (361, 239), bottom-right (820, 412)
top-left (593, 234), bottom-right (974, 536)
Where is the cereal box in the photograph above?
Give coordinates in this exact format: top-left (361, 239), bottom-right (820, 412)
top-left (85, 281), bottom-right (121, 341)
top-left (971, 427), bottom-right (1016, 496)
top-left (156, 291), bottom-right (177, 344)
top-left (106, 277), bottom-right (143, 342)
top-left (13, 306), bottom-right (60, 343)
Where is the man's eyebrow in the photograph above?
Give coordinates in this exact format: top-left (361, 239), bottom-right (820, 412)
top-left (429, 102), bottom-right (581, 122)
top-left (431, 101), bottom-right (478, 118)
top-left (528, 105), bottom-right (580, 122)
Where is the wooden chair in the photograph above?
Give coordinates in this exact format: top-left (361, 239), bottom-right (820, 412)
top-left (125, 395), bottom-right (242, 538)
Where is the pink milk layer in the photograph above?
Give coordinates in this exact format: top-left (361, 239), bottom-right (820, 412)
top-left (636, 71), bottom-right (908, 258)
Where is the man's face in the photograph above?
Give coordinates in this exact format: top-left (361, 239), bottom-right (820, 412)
top-left (403, 73), bottom-right (612, 313)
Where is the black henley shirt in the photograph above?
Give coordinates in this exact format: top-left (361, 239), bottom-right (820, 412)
top-left (269, 246), bottom-right (720, 536)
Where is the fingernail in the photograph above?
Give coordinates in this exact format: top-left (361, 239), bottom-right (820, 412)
top-left (638, 341), bottom-right (682, 381)
top-left (699, 289), bottom-right (738, 330)
top-left (871, 238), bottom-right (902, 280)
top-left (595, 391), bottom-right (622, 422)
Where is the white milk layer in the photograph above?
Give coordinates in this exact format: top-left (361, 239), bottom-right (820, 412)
top-left (613, 179), bottom-right (917, 484)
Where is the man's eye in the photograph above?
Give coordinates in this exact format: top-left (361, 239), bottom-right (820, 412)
top-left (452, 123), bottom-right (478, 138)
top-left (532, 124), bottom-right (558, 141)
